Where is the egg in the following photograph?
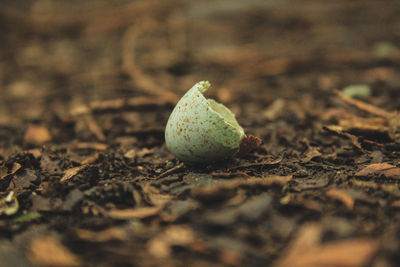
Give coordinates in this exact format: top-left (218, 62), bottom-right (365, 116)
top-left (165, 81), bottom-right (245, 164)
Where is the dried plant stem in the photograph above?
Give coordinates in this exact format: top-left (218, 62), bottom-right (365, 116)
top-left (121, 20), bottom-right (180, 103)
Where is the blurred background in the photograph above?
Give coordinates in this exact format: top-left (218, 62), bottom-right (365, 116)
top-left (1, 0), bottom-right (399, 127)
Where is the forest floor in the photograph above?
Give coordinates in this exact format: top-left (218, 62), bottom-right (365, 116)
top-left (0, 0), bottom-right (400, 266)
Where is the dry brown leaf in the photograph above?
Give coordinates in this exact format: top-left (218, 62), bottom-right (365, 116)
top-left (26, 235), bottom-right (81, 266)
top-left (60, 166), bottom-right (86, 183)
top-left (326, 188), bottom-right (355, 210)
top-left (277, 223), bottom-right (379, 267)
top-left (163, 225), bottom-right (196, 246)
top-left (136, 147), bottom-right (155, 157)
top-left (278, 238), bottom-right (379, 267)
top-left (301, 146), bottom-right (322, 163)
top-left (24, 125), bottom-right (52, 145)
top-left (108, 205), bottom-right (163, 220)
top-left (74, 227), bottom-right (126, 242)
top-left (283, 223), bottom-right (322, 254)
top-left (324, 125), bottom-right (362, 149)
top-left (123, 149), bottom-right (136, 159)
top-left (139, 183), bottom-right (173, 206)
top-left (355, 163), bottom-right (400, 179)
top-left (334, 89), bottom-right (400, 143)
top-left (1, 162), bottom-right (21, 180)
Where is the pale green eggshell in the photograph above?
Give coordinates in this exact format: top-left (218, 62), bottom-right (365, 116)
top-left (165, 81), bottom-right (245, 164)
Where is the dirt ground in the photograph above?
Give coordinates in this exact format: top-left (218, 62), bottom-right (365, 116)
top-left (1, 0), bottom-right (400, 266)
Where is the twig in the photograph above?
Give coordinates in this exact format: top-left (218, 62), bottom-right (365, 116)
top-left (334, 90), bottom-right (394, 119)
top-left (155, 163), bottom-right (185, 179)
top-left (229, 157), bottom-right (283, 170)
top-left (121, 19), bottom-right (180, 103)
top-left (83, 114), bottom-right (106, 141)
top-left (70, 96), bottom-right (174, 116)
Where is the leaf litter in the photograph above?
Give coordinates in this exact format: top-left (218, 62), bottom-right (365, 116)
top-left (0, 1), bottom-right (400, 266)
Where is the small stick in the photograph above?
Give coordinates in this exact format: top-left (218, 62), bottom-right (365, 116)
top-left (155, 163), bottom-right (185, 179)
top-left (121, 19), bottom-right (179, 103)
top-left (334, 90), bottom-right (394, 119)
top-left (70, 96), bottom-right (174, 116)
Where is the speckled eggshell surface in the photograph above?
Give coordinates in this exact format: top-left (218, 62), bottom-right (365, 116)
top-left (165, 81), bottom-right (245, 164)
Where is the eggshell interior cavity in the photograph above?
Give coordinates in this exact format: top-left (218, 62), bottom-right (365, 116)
top-left (165, 81), bottom-right (245, 164)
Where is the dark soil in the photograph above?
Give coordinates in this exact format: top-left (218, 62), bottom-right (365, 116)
top-left (1, 1), bottom-right (400, 266)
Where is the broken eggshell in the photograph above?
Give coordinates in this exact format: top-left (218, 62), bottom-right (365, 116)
top-left (165, 81), bottom-right (245, 164)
